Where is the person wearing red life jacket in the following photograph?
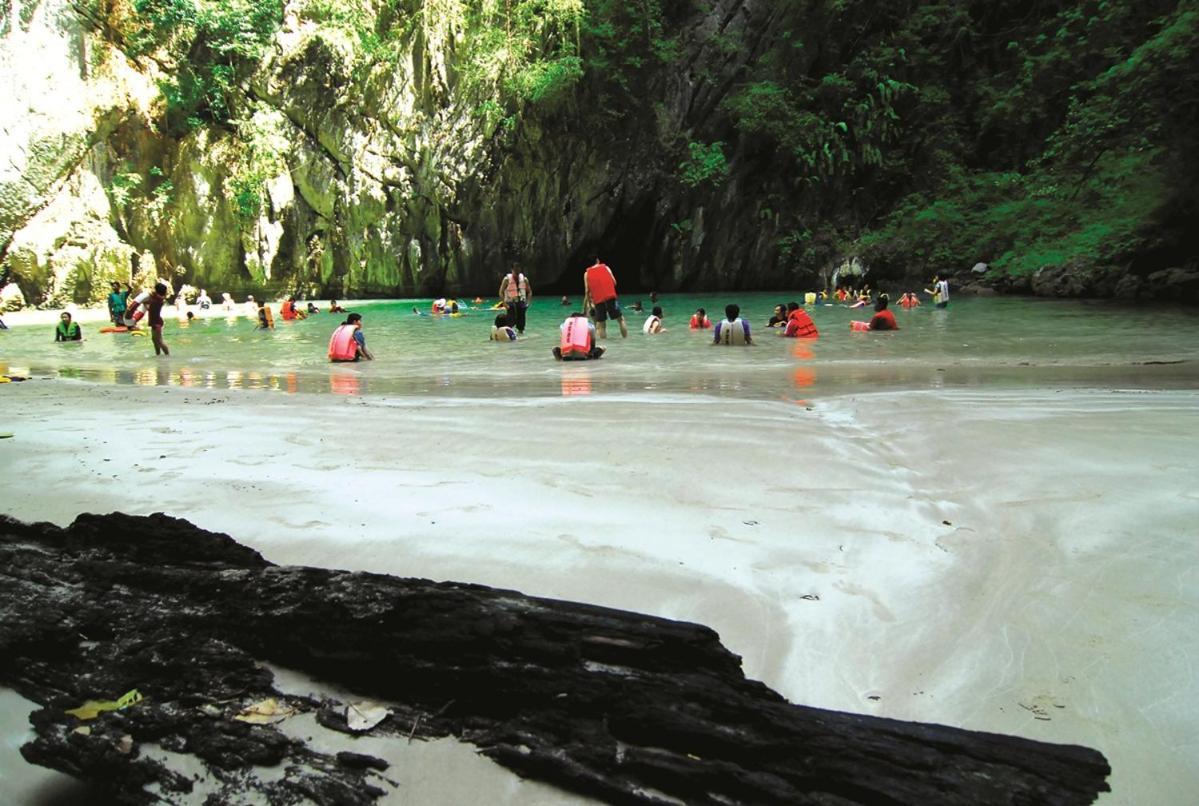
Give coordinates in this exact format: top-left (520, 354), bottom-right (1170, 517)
top-left (689, 308), bottom-right (712, 329)
top-left (328, 313), bottom-right (374, 362)
top-left (553, 312), bottom-right (606, 360)
top-left (498, 264), bottom-right (533, 334)
top-left (899, 291), bottom-right (921, 309)
top-left (280, 297), bottom-right (298, 320)
top-left (582, 257), bottom-right (628, 339)
top-left (867, 295), bottom-right (899, 330)
top-left (782, 302), bottom-right (819, 339)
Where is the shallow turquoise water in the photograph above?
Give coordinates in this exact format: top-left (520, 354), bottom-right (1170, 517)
top-left (3, 294), bottom-right (1198, 398)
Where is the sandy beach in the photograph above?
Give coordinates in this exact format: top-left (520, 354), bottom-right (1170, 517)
top-left (0, 377), bottom-right (1196, 803)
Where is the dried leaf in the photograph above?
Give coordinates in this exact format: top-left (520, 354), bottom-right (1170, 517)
top-left (345, 701), bottom-right (391, 732)
top-left (233, 698), bottom-right (296, 725)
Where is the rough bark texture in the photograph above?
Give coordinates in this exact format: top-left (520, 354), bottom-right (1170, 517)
top-left (0, 512), bottom-right (1111, 804)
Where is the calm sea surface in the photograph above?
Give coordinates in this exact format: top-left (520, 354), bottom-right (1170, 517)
top-left (3, 294), bottom-right (1198, 398)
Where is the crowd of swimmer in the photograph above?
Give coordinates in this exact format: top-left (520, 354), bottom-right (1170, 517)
top-left (49, 263), bottom-right (953, 364)
top-left (483, 259), bottom-right (951, 362)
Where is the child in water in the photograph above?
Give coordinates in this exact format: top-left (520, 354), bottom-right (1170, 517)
top-left (689, 308), bottom-right (712, 329)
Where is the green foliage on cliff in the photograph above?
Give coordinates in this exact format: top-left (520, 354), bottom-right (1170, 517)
top-left (125, 0), bottom-right (283, 130)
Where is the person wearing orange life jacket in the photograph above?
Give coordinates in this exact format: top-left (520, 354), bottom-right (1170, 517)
top-left (899, 292), bottom-right (921, 309)
top-left (498, 264), bottom-right (533, 334)
top-left (866, 294), bottom-right (899, 331)
top-left (689, 308), bottom-right (712, 329)
top-left (553, 312), bottom-right (606, 360)
top-left (582, 257), bottom-right (628, 339)
top-left (328, 313), bottom-right (374, 362)
top-left (782, 302), bottom-right (819, 339)
top-left (280, 297), bottom-right (298, 320)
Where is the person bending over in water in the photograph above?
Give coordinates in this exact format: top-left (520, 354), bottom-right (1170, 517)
top-left (868, 294), bottom-right (899, 331)
top-left (783, 302), bottom-right (819, 338)
top-left (491, 313), bottom-right (517, 341)
top-left (55, 312), bottom-right (82, 341)
top-left (553, 312), bottom-right (605, 360)
top-left (328, 313), bottom-right (374, 362)
top-left (689, 308), bottom-right (712, 329)
top-left (713, 304), bottom-right (753, 345)
top-left (147, 282), bottom-right (171, 355)
top-left (643, 305), bottom-right (666, 334)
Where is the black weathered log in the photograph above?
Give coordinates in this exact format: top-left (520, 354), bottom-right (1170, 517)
top-left (0, 513), bottom-right (1110, 804)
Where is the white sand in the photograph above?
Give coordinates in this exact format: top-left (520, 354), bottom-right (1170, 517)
top-left (0, 379), bottom-right (1196, 804)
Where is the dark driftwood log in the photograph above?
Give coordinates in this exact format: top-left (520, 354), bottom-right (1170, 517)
top-left (0, 513), bottom-right (1110, 804)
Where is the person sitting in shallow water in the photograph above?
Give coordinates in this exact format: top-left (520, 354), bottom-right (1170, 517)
top-left (689, 308), bottom-right (712, 329)
top-left (868, 294), bottom-right (899, 331)
top-left (54, 311), bottom-right (82, 341)
top-left (553, 312), bottom-right (605, 360)
top-left (643, 305), bottom-right (666, 334)
top-left (491, 313), bottom-right (517, 341)
top-left (713, 304), bottom-right (752, 345)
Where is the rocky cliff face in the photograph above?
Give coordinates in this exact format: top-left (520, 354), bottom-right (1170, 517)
top-left (4, 0), bottom-right (1192, 306)
top-left (1, 0), bottom-right (789, 305)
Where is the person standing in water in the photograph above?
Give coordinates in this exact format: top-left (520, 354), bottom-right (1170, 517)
top-left (583, 257), bottom-right (628, 339)
top-left (54, 312), bottom-right (82, 341)
top-left (925, 276), bottom-right (950, 308)
top-left (147, 281), bottom-right (170, 355)
top-left (106, 281), bottom-right (126, 325)
top-left (498, 264), bottom-right (533, 334)
top-left (257, 299), bottom-right (275, 330)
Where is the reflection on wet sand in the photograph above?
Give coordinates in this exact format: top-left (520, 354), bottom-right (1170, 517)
top-left (330, 372), bottom-right (362, 396)
top-left (560, 367), bottom-right (593, 397)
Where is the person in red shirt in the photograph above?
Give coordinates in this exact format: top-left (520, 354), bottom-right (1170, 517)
top-left (582, 257), bottom-right (628, 339)
top-left (782, 301), bottom-right (819, 339)
top-left (868, 295), bottom-right (899, 331)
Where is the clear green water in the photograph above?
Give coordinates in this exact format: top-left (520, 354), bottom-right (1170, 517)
top-left (3, 294), bottom-right (1198, 398)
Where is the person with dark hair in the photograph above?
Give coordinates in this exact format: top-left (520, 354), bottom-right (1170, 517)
top-left (782, 301), bottom-right (819, 339)
top-left (257, 299), bottom-right (275, 330)
top-left (107, 281), bottom-right (126, 325)
top-left (328, 312), bottom-right (373, 362)
top-left (54, 311), bottom-right (82, 341)
top-left (867, 294), bottom-right (899, 331)
top-left (643, 305), bottom-right (666, 334)
top-left (767, 303), bottom-right (788, 328)
top-left (553, 312), bottom-right (606, 360)
top-left (329, 299), bottom-right (346, 314)
top-left (713, 304), bottom-right (752, 345)
top-left (148, 281), bottom-right (170, 355)
top-left (582, 257), bottom-right (628, 339)
top-left (498, 264), bottom-right (532, 334)
top-left (491, 312), bottom-right (517, 341)
top-left (689, 308), bottom-right (712, 329)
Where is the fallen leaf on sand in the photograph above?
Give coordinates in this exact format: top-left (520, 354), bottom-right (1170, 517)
top-left (345, 701), bottom-right (391, 732)
top-left (234, 698), bottom-right (296, 725)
